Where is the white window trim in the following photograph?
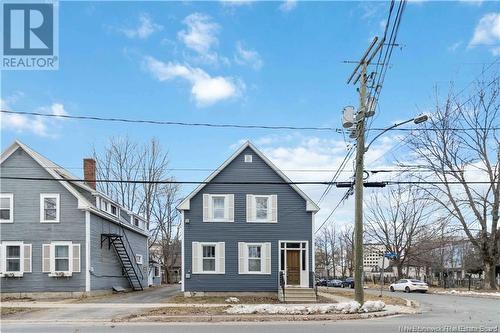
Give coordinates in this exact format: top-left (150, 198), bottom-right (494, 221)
top-left (247, 195), bottom-right (277, 223)
top-left (154, 265), bottom-right (161, 278)
top-left (1, 241), bottom-right (25, 277)
top-left (254, 195), bottom-right (271, 222)
top-left (40, 193), bottom-right (60, 223)
top-left (136, 254), bottom-right (143, 265)
top-left (238, 242), bottom-right (271, 275)
top-left (203, 194), bottom-right (234, 223)
top-left (246, 243), bottom-right (264, 274)
top-left (0, 193), bottom-right (14, 223)
top-left (193, 242), bottom-right (225, 275)
top-left (244, 154), bottom-right (253, 163)
top-left (201, 243), bottom-right (217, 273)
top-left (48, 241), bottom-right (73, 277)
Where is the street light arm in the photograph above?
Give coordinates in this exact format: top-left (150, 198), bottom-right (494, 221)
top-left (365, 118), bottom-right (414, 152)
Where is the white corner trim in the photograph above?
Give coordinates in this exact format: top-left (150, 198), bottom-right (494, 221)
top-left (181, 211), bottom-right (185, 292)
top-left (85, 211), bottom-right (91, 292)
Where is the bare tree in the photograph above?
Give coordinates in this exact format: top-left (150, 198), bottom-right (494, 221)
top-left (150, 183), bottom-right (182, 283)
top-left (93, 137), bottom-right (181, 282)
top-left (93, 136), bottom-right (170, 222)
top-left (365, 185), bottom-right (433, 278)
top-left (339, 225), bottom-right (354, 277)
top-left (408, 77), bottom-right (499, 289)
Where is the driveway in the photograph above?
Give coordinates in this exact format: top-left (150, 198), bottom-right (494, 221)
top-left (2, 285), bottom-right (181, 322)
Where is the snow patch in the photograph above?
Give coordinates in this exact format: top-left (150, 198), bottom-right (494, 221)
top-left (437, 290), bottom-right (500, 298)
top-left (225, 301), bottom-right (385, 315)
top-left (225, 297), bottom-right (240, 303)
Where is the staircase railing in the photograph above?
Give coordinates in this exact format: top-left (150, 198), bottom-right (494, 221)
top-left (120, 225), bottom-right (144, 281)
top-left (279, 271), bottom-right (286, 303)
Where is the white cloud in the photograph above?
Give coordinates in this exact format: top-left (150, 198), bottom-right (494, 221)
top-left (0, 99), bottom-right (68, 137)
top-left (220, 0), bottom-right (253, 7)
top-left (120, 13), bottom-right (163, 39)
top-left (448, 41), bottom-right (463, 52)
top-left (469, 12), bottom-right (500, 54)
top-left (237, 134), bottom-right (400, 230)
top-left (234, 41), bottom-right (263, 70)
top-left (143, 56), bottom-right (244, 106)
top-left (279, 0), bottom-right (297, 12)
top-left (178, 13), bottom-right (220, 63)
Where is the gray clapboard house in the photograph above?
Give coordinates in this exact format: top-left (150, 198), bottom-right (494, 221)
top-left (178, 142), bottom-right (320, 301)
top-left (0, 141), bottom-right (149, 296)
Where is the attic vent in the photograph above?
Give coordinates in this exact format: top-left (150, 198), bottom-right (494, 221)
top-left (244, 155), bottom-right (253, 163)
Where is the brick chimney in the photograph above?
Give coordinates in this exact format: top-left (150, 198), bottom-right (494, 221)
top-left (83, 158), bottom-right (96, 190)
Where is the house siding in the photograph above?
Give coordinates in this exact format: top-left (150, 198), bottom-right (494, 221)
top-left (0, 149), bottom-right (86, 292)
top-left (90, 214), bottom-right (149, 290)
top-left (184, 147), bottom-right (313, 292)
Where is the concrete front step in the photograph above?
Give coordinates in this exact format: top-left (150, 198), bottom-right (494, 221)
top-left (279, 288), bottom-right (317, 302)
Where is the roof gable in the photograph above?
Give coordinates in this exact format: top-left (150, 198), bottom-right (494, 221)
top-left (177, 141), bottom-right (319, 212)
top-left (0, 140), bottom-right (93, 209)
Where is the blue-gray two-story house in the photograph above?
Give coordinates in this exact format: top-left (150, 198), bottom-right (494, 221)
top-left (0, 141), bottom-right (149, 296)
top-left (178, 142), bottom-right (320, 301)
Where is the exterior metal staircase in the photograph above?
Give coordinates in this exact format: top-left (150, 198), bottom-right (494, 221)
top-left (101, 232), bottom-right (144, 291)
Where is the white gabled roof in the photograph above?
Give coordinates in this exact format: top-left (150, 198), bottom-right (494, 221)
top-left (0, 140), bottom-right (93, 209)
top-left (176, 141), bottom-right (320, 212)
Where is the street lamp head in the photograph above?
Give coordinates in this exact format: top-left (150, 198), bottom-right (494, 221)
top-left (413, 114), bottom-right (429, 124)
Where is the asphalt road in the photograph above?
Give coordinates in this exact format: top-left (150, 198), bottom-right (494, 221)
top-left (2, 291), bottom-right (499, 333)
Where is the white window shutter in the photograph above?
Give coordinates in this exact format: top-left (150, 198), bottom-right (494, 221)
top-left (264, 243), bottom-right (272, 274)
top-left (217, 242), bottom-right (225, 274)
top-left (270, 195), bottom-right (278, 222)
top-left (246, 195), bottom-right (254, 222)
top-left (227, 195), bottom-right (234, 222)
top-left (23, 244), bottom-right (32, 273)
top-left (192, 242), bottom-right (200, 273)
top-left (42, 244), bottom-right (51, 273)
top-left (238, 242), bottom-right (246, 274)
top-left (203, 194), bottom-right (209, 222)
top-left (72, 244), bottom-right (81, 273)
top-left (0, 244), bottom-right (4, 274)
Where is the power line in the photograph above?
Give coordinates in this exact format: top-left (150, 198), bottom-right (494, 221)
top-left (2, 110), bottom-right (497, 132)
top-left (0, 110), bottom-right (343, 132)
top-left (0, 176), bottom-right (495, 186)
top-left (315, 189), bottom-right (352, 234)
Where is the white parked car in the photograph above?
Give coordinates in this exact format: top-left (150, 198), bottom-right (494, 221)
top-left (390, 279), bottom-right (428, 293)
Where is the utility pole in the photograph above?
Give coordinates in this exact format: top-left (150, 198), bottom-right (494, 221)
top-left (346, 37), bottom-right (383, 304)
top-left (353, 62), bottom-right (367, 304)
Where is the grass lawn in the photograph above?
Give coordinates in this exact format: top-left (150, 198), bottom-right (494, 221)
top-left (166, 294), bottom-right (334, 304)
top-left (1, 307), bottom-right (39, 317)
top-left (320, 288), bottom-right (408, 306)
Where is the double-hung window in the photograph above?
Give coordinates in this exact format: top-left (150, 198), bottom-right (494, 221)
top-left (54, 245), bottom-right (69, 272)
top-left (0, 194), bottom-right (13, 223)
top-left (6, 245), bottom-right (21, 272)
top-left (238, 242), bottom-right (271, 274)
top-left (202, 194), bottom-right (234, 222)
top-left (191, 242), bottom-right (225, 274)
top-left (40, 194), bottom-right (60, 223)
top-left (43, 241), bottom-right (80, 277)
top-left (248, 245), bottom-right (262, 272)
top-left (0, 241), bottom-right (32, 277)
top-left (202, 245), bottom-right (216, 272)
top-left (212, 197), bottom-right (225, 220)
top-left (246, 195), bottom-right (277, 223)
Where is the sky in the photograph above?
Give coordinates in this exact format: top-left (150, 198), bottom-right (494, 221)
top-left (1, 0), bottom-right (499, 231)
